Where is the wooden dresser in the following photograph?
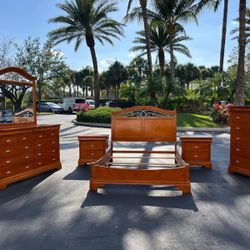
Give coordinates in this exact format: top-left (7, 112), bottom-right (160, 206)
top-left (0, 125), bottom-right (61, 189)
top-left (78, 134), bottom-right (109, 166)
top-left (0, 67), bottom-right (61, 189)
top-left (180, 136), bottom-right (213, 168)
top-left (229, 107), bottom-right (250, 176)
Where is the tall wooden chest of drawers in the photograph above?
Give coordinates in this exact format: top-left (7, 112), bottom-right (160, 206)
top-left (0, 125), bottom-right (61, 189)
top-left (78, 134), bottom-right (109, 166)
top-left (229, 107), bottom-right (250, 176)
top-left (180, 136), bottom-right (213, 168)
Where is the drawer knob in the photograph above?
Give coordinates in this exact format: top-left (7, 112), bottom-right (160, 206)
top-left (37, 153), bottom-right (42, 156)
top-left (52, 150), bottom-right (56, 153)
top-left (236, 127), bottom-right (240, 130)
top-left (5, 150), bottom-right (11, 153)
top-left (91, 153), bottom-right (94, 156)
top-left (194, 155), bottom-right (199, 158)
top-left (236, 137), bottom-right (240, 140)
top-left (90, 144), bottom-right (94, 147)
top-left (25, 156), bottom-right (30, 159)
top-left (37, 144), bottom-right (42, 147)
top-left (236, 116), bottom-right (240, 119)
top-left (25, 166), bottom-right (30, 169)
top-left (194, 146), bottom-right (199, 149)
top-left (236, 148), bottom-right (240, 151)
top-left (6, 140), bottom-right (11, 143)
top-left (6, 171), bottom-right (12, 175)
top-left (51, 133), bottom-right (55, 136)
top-left (52, 141), bottom-right (56, 144)
top-left (52, 158), bottom-right (56, 161)
top-left (6, 160), bottom-right (11, 164)
top-left (25, 146), bottom-right (29, 149)
top-left (22, 137), bottom-right (27, 140)
top-left (39, 135), bottom-right (43, 138)
top-left (235, 160), bottom-right (240, 164)
top-left (38, 162), bottom-right (42, 165)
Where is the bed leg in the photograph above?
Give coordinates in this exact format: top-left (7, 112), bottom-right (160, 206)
top-left (176, 184), bottom-right (191, 194)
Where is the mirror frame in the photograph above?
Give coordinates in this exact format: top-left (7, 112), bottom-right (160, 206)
top-left (0, 67), bottom-right (37, 128)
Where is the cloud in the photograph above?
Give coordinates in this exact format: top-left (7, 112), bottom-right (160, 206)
top-left (51, 49), bottom-right (64, 57)
top-left (99, 58), bottom-right (116, 71)
top-left (231, 20), bottom-right (238, 26)
top-left (194, 57), bottom-right (203, 62)
top-left (128, 51), bottom-right (136, 58)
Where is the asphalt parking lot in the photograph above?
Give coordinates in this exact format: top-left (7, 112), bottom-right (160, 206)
top-left (0, 114), bottom-right (249, 250)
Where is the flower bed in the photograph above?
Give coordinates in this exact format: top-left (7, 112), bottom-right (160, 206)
top-left (211, 102), bottom-right (234, 125)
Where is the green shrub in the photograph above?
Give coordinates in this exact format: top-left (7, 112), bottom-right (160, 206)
top-left (77, 107), bottom-right (121, 123)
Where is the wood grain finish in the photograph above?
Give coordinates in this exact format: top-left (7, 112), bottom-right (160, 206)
top-left (78, 135), bottom-right (109, 166)
top-left (90, 106), bottom-right (191, 195)
top-left (229, 107), bottom-right (250, 176)
top-left (180, 136), bottom-right (213, 168)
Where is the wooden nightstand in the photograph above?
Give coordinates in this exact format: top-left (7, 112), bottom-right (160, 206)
top-left (78, 134), bottom-right (109, 166)
top-left (180, 136), bottom-right (213, 169)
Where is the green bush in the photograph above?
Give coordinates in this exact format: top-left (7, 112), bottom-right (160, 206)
top-left (77, 107), bottom-right (121, 123)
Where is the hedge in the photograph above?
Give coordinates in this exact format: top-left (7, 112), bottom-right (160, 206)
top-left (77, 107), bottom-right (121, 123)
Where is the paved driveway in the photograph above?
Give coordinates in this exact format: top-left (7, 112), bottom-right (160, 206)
top-left (0, 114), bottom-right (249, 250)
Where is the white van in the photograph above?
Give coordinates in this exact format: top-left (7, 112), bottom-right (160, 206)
top-left (62, 97), bottom-right (90, 113)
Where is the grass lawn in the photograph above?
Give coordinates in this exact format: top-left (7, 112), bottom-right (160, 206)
top-left (177, 113), bottom-right (222, 128)
top-left (37, 112), bottom-right (54, 115)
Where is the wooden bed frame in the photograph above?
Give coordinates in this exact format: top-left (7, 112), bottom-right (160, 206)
top-left (90, 106), bottom-right (191, 194)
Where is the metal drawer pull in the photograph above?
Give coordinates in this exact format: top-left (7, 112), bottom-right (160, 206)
top-left (235, 160), bottom-right (240, 164)
top-left (6, 140), bottom-right (11, 143)
top-left (52, 158), bottom-right (56, 161)
top-left (194, 155), bottom-right (199, 158)
top-left (236, 137), bottom-right (240, 140)
top-left (37, 153), bottom-right (42, 156)
top-left (236, 127), bottom-right (240, 130)
top-left (194, 146), bottom-right (199, 149)
top-left (25, 146), bottom-right (29, 149)
top-left (236, 116), bottom-right (240, 119)
top-left (37, 144), bottom-right (42, 147)
top-left (6, 160), bottom-right (11, 164)
top-left (38, 162), bottom-right (42, 165)
top-left (5, 150), bottom-right (11, 153)
top-left (51, 133), bottom-right (55, 136)
top-left (22, 137), bottom-right (27, 140)
top-left (39, 135), bottom-right (43, 138)
top-left (52, 150), bottom-right (56, 153)
top-left (25, 166), bottom-right (30, 169)
top-left (52, 141), bottom-right (56, 144)
top-left (25, 156), bottom-right (30, 159)
top-left (236, 148), bottom-right (240, 151)
top-left (6, 171), bottom-right (11, 175)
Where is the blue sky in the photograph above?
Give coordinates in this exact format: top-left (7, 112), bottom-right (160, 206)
top-left (0, 0), bottom-right (244, 71)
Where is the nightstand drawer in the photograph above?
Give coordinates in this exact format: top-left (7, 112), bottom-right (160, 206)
top-left (184, 143), bottom-right (209, 151)
top-left (184, 151), bottom-right (209, 161)
top-left (80, 140), bottom-right (106, 150)
top-left (80, 150), bottom-right (105, 159)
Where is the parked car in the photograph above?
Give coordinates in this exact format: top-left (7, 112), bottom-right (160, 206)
top-left (62, 97), bottom-right (91, 113)
top-left (105, 100), bottom-right (135, 108)
top-left (0, 109), bottom-right (13, 123)
top-left (37, 102), bottom-right (64, 113)
top-left (86, 99), bottom-right (95, 109)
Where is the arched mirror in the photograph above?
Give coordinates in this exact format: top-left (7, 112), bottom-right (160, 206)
top-left (0, 67), bottom-right (37, 127)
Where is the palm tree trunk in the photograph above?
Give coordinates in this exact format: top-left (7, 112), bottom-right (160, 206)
top-left (158, 47), bottom-right (165, 77)
top-left (169, 35), bottom-right (175, 82)
top-left (89, 46), bottom-right (100, 107)
top-left (236, 0), bottom-right (247, 106)
top-left (140, 2), bottom-right (153, 77)
top-left (219, 0), bottom-right (229, 73)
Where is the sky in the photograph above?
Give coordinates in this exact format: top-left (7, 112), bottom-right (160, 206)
top-left (0, 0), bottom-right (246, 71)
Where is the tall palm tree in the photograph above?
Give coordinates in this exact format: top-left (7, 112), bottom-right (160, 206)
top-left (151, 0), bottom-right (198, 82)
top-left (236, 0), bottom-right (247, 105)
top-left (131, 25), bottom-right (192, 77)
top-left (196, 0), bottom-right (228, 73)
top-left (125, 0), bottom-right (153, 77)
top-left (48, 0), bottom-right (124, 107)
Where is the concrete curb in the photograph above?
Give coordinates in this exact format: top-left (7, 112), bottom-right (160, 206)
top-left (72, 120), bottom-right (230, 133)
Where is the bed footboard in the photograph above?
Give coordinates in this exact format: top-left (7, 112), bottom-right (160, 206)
top-left (90, 165), bottom-right (191, 194)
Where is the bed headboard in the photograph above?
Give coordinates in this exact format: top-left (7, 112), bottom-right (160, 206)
top-left (111, 106), bottom-right (176, 142)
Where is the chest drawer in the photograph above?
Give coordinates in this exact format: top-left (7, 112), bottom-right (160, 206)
top-left (0, 136), bottom-right (18, 146)
top-left (18, 133), bottom-right (34, 143)
top-left (231, 144), bottom-right (250, 159)
top-left (231, 113), bottom-right (250, 125)
top-left (231, 132), bottom-right (250, 146)
top-left (231, 156), bottom-right (250, 170)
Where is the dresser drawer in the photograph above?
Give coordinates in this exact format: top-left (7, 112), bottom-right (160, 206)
top-left (231, 124), bottom-right (250, 135)
top-left (0, 136), bottom-right (18, 146)
top-left (18, 133), bottom-right (34, 143)
top-left (80, 140), bottom-right (107, 150)
top-left (0, 154), bottom-right (33, 168)
top-left (231, 132), bottom-right (250, 146)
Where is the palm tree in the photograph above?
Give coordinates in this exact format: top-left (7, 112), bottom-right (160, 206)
top-left (48, 0), bottom-right (124, 107)
top-left (131, 25), bottom-right (192, 77)
top-left (151, 0), bottom-right (198, 82)
top-left (125, 0), bottom-right (153, 77)
top-left (196, 0), bottom-right (228, 73)
top-left (236, 0), bottom-right (247, 105)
